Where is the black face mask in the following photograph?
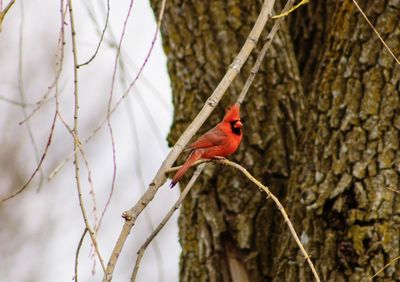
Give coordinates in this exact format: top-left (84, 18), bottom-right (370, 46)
top-left (230, 120), bottom-right (242, 136)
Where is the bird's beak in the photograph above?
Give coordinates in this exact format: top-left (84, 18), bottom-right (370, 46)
top-left (235, 120), bottom-right (243, 128)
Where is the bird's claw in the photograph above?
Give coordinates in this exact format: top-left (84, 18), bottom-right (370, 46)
top-left (211, 156), bottom-right (228, 165)
top-left (211, 156), bottom-right (226, 160)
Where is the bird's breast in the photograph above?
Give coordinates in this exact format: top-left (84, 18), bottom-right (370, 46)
top-left (201, 134), bottom-right (242, 159)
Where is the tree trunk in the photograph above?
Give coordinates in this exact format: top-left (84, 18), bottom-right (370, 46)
top-left (151, 0), bottom-right (400, 281)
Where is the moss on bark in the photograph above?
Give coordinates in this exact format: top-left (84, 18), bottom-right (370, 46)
top-left (151, 0), bottom-right (400, 280)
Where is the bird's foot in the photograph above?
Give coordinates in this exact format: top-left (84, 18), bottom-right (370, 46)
top-left (211, 156), bottom-right (228, 165)
top-left (211, 156), bottom-right (226, 160)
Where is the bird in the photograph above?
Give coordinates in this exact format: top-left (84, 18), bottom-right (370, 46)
top-left (170, 103), bottom-right (243, 188)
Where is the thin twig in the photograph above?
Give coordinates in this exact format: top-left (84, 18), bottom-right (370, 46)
top-left (123, 77), bottom-right (165, 281)
top-left (237, 0), bottom-right (294, 104)
top-left (58, 104), bottom-right (101, 275)
top-left (218, 159), bottom-right (320, 282)
top-left (78, 0), bottom-right (110, 67)
top-left (118, 0), bottom-right (167, 104)
top-left (370, 255), bottom-right (400, 280)
top-left (0, 94), bottom-right (46, 107)
top-left (1, 0), bottom-right (15, 14)
top-left (55, 2), bottom-right (99, 272)
top-left (81, 0), bottom-right (169, 112)
top-left (102, 1), bottom-right (282, 280)
top-left (67, 0), bottom-right (106, 273)
top-left (131, 164), bottom-right (206, 282)
top-left (385, 186), bottom-right (400, 194)
top-left (52, 0), bottom-right (68, 178)
top-left (48, 0), bottom-right (168, 181)
top-left (96, 0), bottom-right (136, 236)
top-left (99, 0), bottom-right (168, 230)
top-left (47, 74), bottom-right (164, 180)
top-left (18, 0), bottom-right (45, 192)
top-left (96, 0), bottom-right (135, 234)
top-left (134, 158), bottom-right (320, 282)
top-left (19, 2), bottom-right (68, 125)
top-left (18, 87), bottom-right (62, 125)
top-left (0, 111), bottom-right (57, 203)
top-left (352, 0), bottom-right (400, 66)
top-left (0, 0), bottom-right (16, 31)
top-left (48, 154), bottom-right (71, 180)
top-left (74, 228), bottom-right (88, 282)
top-left (5, 0), bottom-right (65, 196)
top-left (272, 0), bottom-right (309, 19)
top-left (80, 150), bottom-right (99, 233)
top-left (98, 122), bottom-right (117, 233)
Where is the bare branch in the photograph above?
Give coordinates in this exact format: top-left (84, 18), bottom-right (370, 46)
top-left (238, 0), bottom-right (294, 104)
top-left (272, 0), bottom-right (309, 19)
top-left (95, 0), bottom-right (137, 237)
top-left (74, 228), bottom-right (88, 282)
top-left (385, 186), bottom-right (400, 194)
top-left (370, 255), bottom-right (400, 280)
top-left (218, 159), bottom-right (320, 282)
top-left (352, 0), bottom-right (400, 66)
top-left (132, 158), bottom-right (321, 282)
top-left (19, 1), bottom-right (68, 125)
top-left (0, 111), bottom-right (57, 203)
top-left (67, 0), bottom-right (106, 273)
top-left (131, 164), bottom-right (206, 282)
top-left (102, 1), bottom-right (291, 280)
top-left (0, 0), bottom-right (16, 31)
top-left (123, 83), bottom-right (165, 281)
top-left (17, 0), bottom-right (45, 192)
top-left (77, 0), bottom-right (110, 67)
top-left (48, 0), bottom-right (168, 181)
top-left (0, 94), bottom-right (48, 107)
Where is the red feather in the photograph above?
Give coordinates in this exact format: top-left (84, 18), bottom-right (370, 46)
top-left (170, 104), bottom-right (243, 188)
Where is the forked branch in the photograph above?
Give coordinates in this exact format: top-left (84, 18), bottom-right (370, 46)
top-left (102, 1), bottom-right (284, 280)
top-left (132, 159), bottom-right (321, 282)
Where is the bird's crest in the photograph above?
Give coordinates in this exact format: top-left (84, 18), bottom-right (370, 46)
top-left (223, 103), bottom-right (241, 122)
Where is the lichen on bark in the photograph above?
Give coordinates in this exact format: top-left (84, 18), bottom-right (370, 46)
top-left (150, 0), bottom-right (400, 281)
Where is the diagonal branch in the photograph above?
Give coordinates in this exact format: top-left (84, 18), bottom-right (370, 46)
top-left (352, 0), bottom-right (400, 66)
top-left (77, 0), bottom-right (110, 67)
top-left (0, 0), bottom-right (16, 31)
top-left (272, 0), bottom-right (309, 19)
top-left (238, 0), bottom-right (295, 104)
top-left (102, 0), bottom-right (289, 280)
top-left (74, 228), bottom-right (88, 282)
top-left (132, 158), bottom-right (320, 282)
top-left (218, 159), bottom-right (320, 282)
top-left (131, 164), bottom-right (206, 282)
top-left (48, 0), bottom-right (168, 181)
top-left (370, 255), bottom-right (400, 280)
top-left (0, 111), bottom-right (57, 203)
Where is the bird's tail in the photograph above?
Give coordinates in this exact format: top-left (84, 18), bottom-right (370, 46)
top-left (170, 150), bottom-right (202, 188)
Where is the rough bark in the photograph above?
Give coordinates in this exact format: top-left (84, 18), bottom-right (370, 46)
top-left (277, 0), bottom-right (400, 281)
top-left (151, 0), bottom-right (400, 281)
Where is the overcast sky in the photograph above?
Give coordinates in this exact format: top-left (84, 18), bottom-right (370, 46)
top-left (0, 0), bottom-right (179, 281)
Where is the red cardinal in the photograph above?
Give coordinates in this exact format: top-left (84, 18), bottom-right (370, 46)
top-left (170, 103), bottom-right (243, 188)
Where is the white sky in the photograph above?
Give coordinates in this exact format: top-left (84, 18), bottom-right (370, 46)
top-left (0, 0), bottom-right (179, 281)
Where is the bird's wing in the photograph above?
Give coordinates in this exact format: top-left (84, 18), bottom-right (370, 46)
top-left (188, 126), bottom-right (227, 149)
